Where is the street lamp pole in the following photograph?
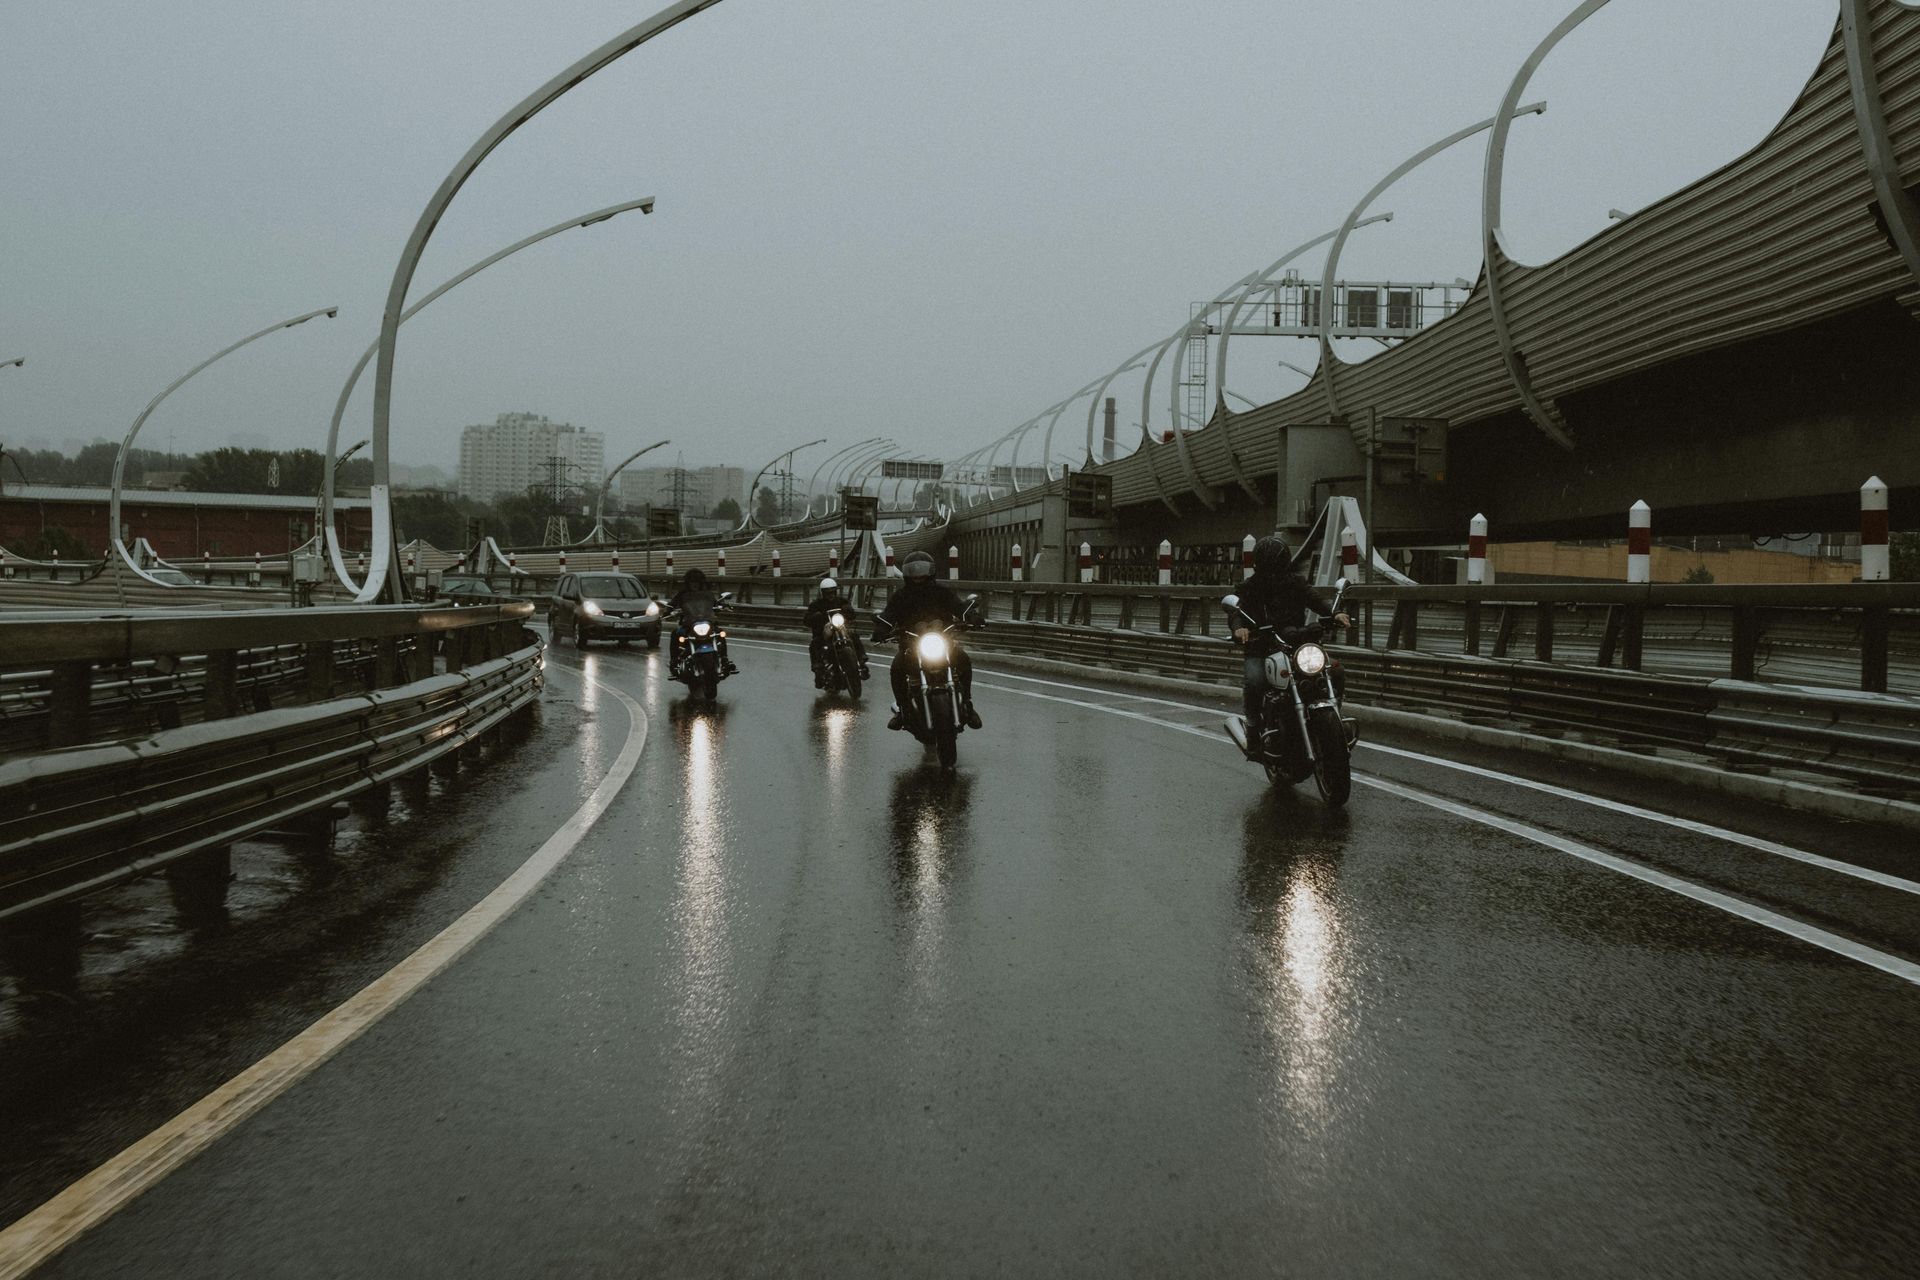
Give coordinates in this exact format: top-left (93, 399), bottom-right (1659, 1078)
top-left (324, 196), bottom-right (655, 592)
top-left (591, 437), bottom-right (671, 541)
top-left (821, 439), bottom-right (895, 515)
top-left (746, 437), bottom-right (827, 529)
top-left (111, 306), bottom-right (338, 591)
top-left (802, 436), bottom-right (884, 518)
top-left (361, 0), bottom-right (726, 603)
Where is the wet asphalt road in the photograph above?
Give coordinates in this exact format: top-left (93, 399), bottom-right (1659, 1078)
top-left (5, 631), bottom-right (1920, 1277)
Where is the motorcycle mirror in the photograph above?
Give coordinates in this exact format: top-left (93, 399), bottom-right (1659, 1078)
top-left (1221, 593), bottom-right (1241, 610)
top-left (717, 591), bottom-right (735, 603)
top-left (1334, 577), bottom-right (1350, 592)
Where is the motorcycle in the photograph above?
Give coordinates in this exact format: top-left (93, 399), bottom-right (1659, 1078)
top-left (667, 591), bottom-right (736, 702)
top-left (877, 596), bottom-right (982, 772)
top-left (817, 606), bottom-right (866, 700)
top-left (1221, 577), bottom-right (1357, 806)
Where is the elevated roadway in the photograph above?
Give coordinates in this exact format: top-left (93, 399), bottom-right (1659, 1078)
top-left (2, 633), bottom-right (1917, 1275)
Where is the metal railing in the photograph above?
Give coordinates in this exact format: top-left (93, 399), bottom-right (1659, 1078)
top-left (713, 578), bottom-right (1920, 794)
top-left (1, 602), bottom-right (544, 920)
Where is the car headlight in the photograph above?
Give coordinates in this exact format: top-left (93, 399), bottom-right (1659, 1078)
top-left (645, 601), bottom-right (660, 616)
top-left (693, 620), bottom-right (712, 637)
top-left (1293, 643), bottom-right (1328, 676)
top-left (916, 631), bottom-right (950, 664)
top-left (829, 612), bottom-right (846, 628)
top-left (582, 601), bottom-right (604, 618)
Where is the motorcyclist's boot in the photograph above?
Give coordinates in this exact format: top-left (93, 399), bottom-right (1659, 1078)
top-left (962, 701), bottom-right (983, 730)
top-left (887, 704), bottom-right (905, 731)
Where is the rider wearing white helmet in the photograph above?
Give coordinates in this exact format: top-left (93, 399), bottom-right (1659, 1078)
top-left (804, 575), bottom-right (869, 687)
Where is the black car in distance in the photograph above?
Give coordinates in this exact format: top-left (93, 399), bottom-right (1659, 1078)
top-left (548, 572), bottom-right (663, 648)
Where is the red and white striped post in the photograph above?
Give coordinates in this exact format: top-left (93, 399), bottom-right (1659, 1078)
top-left (251, 550), bottom-right (261, 584)
top-left (1241, 534), bottom-right (1256, 579)
top-left (828, 545), bottom-right (839, 573)
top-left (883, 543), bottom-right (895, 573)
top-left (771, 546), bottom-right (782, 578)
top-left (357, 548), bottom-right (367, 576)
top-left (558, 548), bottom-right (568, 572)
top-left (1861, 475), bottom-right (1889, 581)
top-left (611, 547), bottom-right (620, 569)
top-left (717, 547), bottom-right (727, 576)
top-left (947, 544), bottom-right (960, 580)
top-left (51, 548), bottom-right (60, 577)
top-left (1157, 539), bottom-right (1172, 587)
top-left (1010, 542), bottom-right (1024, 582)
top-left (508, 551), bottom-right (518, 575)
top-left (407, 550), bottom-right (418, 587)
top-left (1078, 541), bottom-right (1093, 584)
top-left (1467, 513), bottom-right (1488, 585)
top-left (1627, 500), bottom-right (1651, 584)
top-left (201, 549), bottom-right (211, 578)
top-left (665, 548), bottom-right (674, 574)
top-left (1340, 528), bottom-right (1358, 577)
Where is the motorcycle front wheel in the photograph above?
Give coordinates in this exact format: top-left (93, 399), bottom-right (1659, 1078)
top-left (928, 694), bottom-right (958, 771)
top-left (1308, 706), bottom-right (1352, 807)
top-left (837, 646), bottom-right (863, 700)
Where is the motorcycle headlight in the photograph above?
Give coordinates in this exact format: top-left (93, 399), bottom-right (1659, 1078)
top-left (582, 600), bottom-right (605, 618)
top-left (829, 612), bottom-right (846, 628)
top-left (645, 601), bottom-right (660, 616)
top-left (693, 620), bottom-right (712, 637)
top-left (1293, 643), bottom-right (1327, 676)
top-left (916, 631), bottom-right (950, 664)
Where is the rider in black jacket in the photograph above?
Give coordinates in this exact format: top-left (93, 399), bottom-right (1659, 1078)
top-left (874, 551), bottom-right (982, 731)
top-left (804, 577), bottom-right (870, 687)
top-left (667, 568), bottom-right (737, 677)
top-left (1231, 535), bottom-right (1349, 741)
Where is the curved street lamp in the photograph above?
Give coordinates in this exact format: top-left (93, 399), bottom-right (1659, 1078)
top-left (589, 437), bottom-right (671, 542)
top-left (1209, 213), bottom-right (1393, 417)
top-left (1318, 100), bottom-right (1546, 424)
top-left (745, 437), bottom-right (827, 528)
top-left (1, 358), bottom-right (23, 370)
top-left (360, 0), bottom-right (727, 603)
top-left (323, 196), bottom-right (655, 592)
top-left (111, 306), bottom-right (338, 590)
top-left (802, 436), bottom-right (885, 518)
top-left (823, 439), bottom-right (896, 513)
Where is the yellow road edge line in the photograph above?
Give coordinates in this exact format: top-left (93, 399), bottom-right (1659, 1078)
top-left (0, 664), bottom-right (648, 1279)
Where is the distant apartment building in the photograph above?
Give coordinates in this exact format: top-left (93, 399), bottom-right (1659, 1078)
top-left (616, 464), bottom-right (746, 516)
top-left (457, 412), bottom-right (604, 502)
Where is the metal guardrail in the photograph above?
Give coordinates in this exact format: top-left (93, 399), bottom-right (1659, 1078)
top-left (718, 583), bottom-right (1920, 795)
top-left (0, 603), bottom-right (544, 920)
top-left (713, 576), bottom-right (1920, 695)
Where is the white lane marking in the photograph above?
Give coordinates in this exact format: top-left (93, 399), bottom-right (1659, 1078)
top-left (971, 678), bottom-right (1920, 990)
top-left (1360, 775), bottom-right (1920, 989)
top-left (1359, 740), bottom-right (1920, 898)
top-left (0, 664), bottom-right (649, 1279)
top-left (968, 667), bottom-right (1915, 898)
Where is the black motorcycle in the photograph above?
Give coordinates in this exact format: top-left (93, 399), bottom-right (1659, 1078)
top-left (877, 597), bottom-right (981, 771)
top-left (666, 592), bottom-right (735, 702)
top-left (818, 606), bottom-right (865, 700)
top-left (1222, 578), bottom-right (1357, 806)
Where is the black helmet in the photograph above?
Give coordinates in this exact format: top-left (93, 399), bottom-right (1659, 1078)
top-left (901, 550), bottom-right (936, 580)
top-left (684, 567), bottom-right (709, 589)
top-left (1252, 534), bottom-right (1291, 574)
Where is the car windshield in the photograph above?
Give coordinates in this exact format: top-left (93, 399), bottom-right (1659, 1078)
top-left (579, 575), bottom-right (645, 599)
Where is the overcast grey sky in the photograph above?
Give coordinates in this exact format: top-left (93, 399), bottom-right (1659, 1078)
top-left (2, 1), bottom-right (1837, 472)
